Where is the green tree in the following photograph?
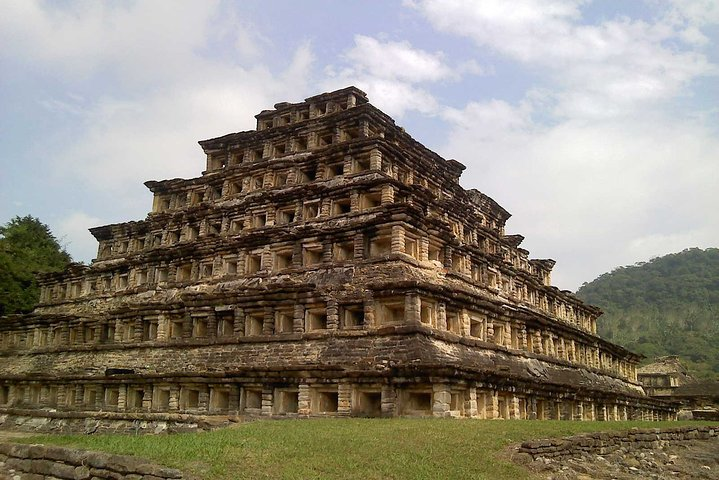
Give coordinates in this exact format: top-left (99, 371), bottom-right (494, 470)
top-left (0, 215), bottom-right (72, 315)
top-left (576, 248), bottom-right (719, 379)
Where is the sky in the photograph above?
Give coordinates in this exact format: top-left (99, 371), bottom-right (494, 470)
top-left (1, 0), bottom-right (717, 291)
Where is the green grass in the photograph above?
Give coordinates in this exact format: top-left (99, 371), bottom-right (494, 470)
top-left (19, 419), bottom-right (713, 480)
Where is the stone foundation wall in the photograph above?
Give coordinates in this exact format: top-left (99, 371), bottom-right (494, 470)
top-left (0, 443), bottom-right (184, 480)
top-left (517, 426), bottom-right (718, 461)
top-left (1, 327), bottom-right (675, 423)
top-left (0, 329), bottom-right (649, 406)
top-left (0, 413), bottom-right (221, 435)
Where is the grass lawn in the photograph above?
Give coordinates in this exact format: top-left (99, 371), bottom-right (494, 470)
top-left (20, 419), bottom-right (710, 480)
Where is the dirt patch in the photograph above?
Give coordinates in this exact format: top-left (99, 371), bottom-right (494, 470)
top-left (0, 432), bottom-right (32, 442)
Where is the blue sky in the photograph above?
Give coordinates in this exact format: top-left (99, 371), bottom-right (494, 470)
top-left (1, 0), bottom-right (717, 290)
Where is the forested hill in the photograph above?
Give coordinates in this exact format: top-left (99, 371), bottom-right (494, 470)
top-left (575, 248), bottom-right (719, 378)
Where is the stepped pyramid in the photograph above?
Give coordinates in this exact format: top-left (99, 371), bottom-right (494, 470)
top-left (0, 87), bottom-right (674, 430)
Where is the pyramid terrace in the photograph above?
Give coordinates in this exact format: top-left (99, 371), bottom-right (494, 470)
top-left (0, 87), bottom-right (675, 431)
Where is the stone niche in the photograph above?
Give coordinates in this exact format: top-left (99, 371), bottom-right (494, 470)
top-left (0, 86), bottom-right (675, 427)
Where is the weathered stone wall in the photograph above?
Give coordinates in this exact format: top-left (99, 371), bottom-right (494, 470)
top-left (0, 86), bottom-right (674, 425)
top-left (0, 326), bottom-right (674, 425)
top-left (517, 425), bottom-right (718, 461)
top-left (1, 328), bottom-right (643, 396)
top-left (0, 413), bottom-right (214, 435)
top-left (0, 442), bottom-right (184, 480)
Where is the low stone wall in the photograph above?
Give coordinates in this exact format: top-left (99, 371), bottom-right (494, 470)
top-left (0, 442), bottom-right (184, 480)
top-left (517, 425), bottom-right (718, 461)
top-left (0, 412), bottom-right (236, 435)
top-left (693, 410), bottom-right (719, 421)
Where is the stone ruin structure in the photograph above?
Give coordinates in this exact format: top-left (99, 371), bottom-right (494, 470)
top-left (639, 356), bottom-right (719, 420)
top-left (638, 356), bottom-right (694, 398)
top-left (0, 87), bottom-right (675, 428)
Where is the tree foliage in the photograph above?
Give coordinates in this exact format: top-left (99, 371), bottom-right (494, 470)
top-left (576, 248), bottom-right (719, 379)
top-left (0, 215), bottom-right (72, 315)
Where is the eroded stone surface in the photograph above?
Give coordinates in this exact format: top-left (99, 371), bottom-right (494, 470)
top-left (514, 426), bottom-right (719, 479)
top-left (0, 442), bottom-right (184, 480)
top-left (0, 86), bottom-right (674, 428)
top-left (535, 437), bottom-right (719, 479)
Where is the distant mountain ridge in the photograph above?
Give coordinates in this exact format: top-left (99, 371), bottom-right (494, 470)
top-left (576, 248), bottom-right (719, 379)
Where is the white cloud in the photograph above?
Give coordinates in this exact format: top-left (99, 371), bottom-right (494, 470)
top-left (408, 0), bottom-right (584, 63)
top-left (405, 0), bottom-right (719, 288)
top-left (53, 56), bottom-right (314, 195)
top-left (0, 0), bottom-right (317, 194)
top-left (628, 231), bottom-right (717, 262)
top-left (0, 0), bottom-right (318, 263)
top-left (457, 59), bottom-right (492, 76)
top-left (328, 76), bottom-right (441, 118)
top-left (280, 40), bottom-right (316, 93)
top-left (344, 35), bottom-right (455, 82)
top-left (38, 95), bottom-right (90, 116)
top-left (324, 35), bottom-right (485, 118)
top-left (664, 0), bottom-right (719, 27)
top-left (0, 1), bottom-right (222, 85)
top-left (409, 0), bottom-right (717, 118)
top-left (442, 100), bottom-right (719, 289)
top-left (442, 99), bottom-right (534, 138)
top-left (53, 211), bottom-right (102, 262)
top-left (659, 1), bottom-right (719, 45)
